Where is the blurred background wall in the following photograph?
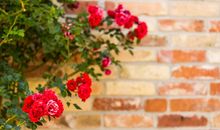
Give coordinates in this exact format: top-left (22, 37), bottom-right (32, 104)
top-left (28, 0), bottom-right (220, 129)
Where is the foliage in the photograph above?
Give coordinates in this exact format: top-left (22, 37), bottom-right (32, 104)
top-left (0, 0), bottom-right (147, 129)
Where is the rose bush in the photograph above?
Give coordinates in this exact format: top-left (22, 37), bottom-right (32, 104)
top-left (0, 0), bottom-right (148, 129)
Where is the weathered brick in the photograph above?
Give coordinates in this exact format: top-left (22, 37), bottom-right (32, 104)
top-left (113, 50), bottom-right (156, 62)
top-left (207, 50), bottom-right (220, 63)
top-left (105, 1), bottom-right (115, 10)
top-left (158, 82), bottom-right (207, 96)
top-left (170, 98), bottom-right (220, 112)
top-left (106, 81), bottom-right (155, 96)
top-left (158, 115), bottom-right (208, 127)
top-left (104, 114), bottom-right (153, 128)
top-left (212, 114), bottom-right (220, 128)
top-left (144, 99), bottom-right (167, 112)
top-left (209, 21), bottom-right (220, 32)
top-left (121, 64), bottom-right (170, 80)
top-left (158, 19), bottom-right (204, 32)
top-left (172, 66), bottom-right (220, 79)
top-left (170, 99), bottom-right (205, 112)
top-left (93, 98), bottom-right (141, 111)
top-left (115, 1), bottom-right (168, 16)
top-left (171, 35), bottom-right (217, 47)
top-left (91, 81), bottom-right (104, 96)
top-left (139, 35), bottom-right (167, 46)
top-left (170, 1), bottom-right (220, 17)
top-left (210, 82), bottom-right (220, 95)
top-left (64, 1), bottom-right (98, 14)
top-left (158, 50), bottom-right (206, 63)
top-left (63, 114), bottom-right (101, 128)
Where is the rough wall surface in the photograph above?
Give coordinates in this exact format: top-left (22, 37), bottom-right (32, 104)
top-left (28, 0), bottom-right (220, 130)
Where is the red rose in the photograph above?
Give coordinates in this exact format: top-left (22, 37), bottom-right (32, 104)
top-left (45, 99), bottom-right (63, 117)
top-left (78, 84), bottom-right (92, 102)
top-left (22, 89), bottom-right (64, 122)
top-left (54, 100), bottom-right (64, 117)
top-left (107, 10), bottom-right (115, 18)
top-left (76, 73), bottom-right (92, 87)
top-left (88, 14), bottom-right (102, 27)
top-left (105, 69), bottom-right (112, 75)
top-left (88, 5), bottom-right (99, 14)
top-left (115, 12), bottom-right (130, 26)
top-left (135, 22), bottom-right (148, 39)
top-left (22, 94), bottom-right (42, 113)
top-left (28, 100), bottom-right (46, 122)
top-left (42, 89), bottom-right (58, 101)
top-left (102, 57), bottom-right (111, 68)
top-left (115, 4), bottom-right (123, 12)
top-left (124, 16), bottom-right (136, 29)
top-left (67, 79), bottom-right (77, 91)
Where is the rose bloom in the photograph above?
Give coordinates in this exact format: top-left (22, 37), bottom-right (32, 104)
top-left (78, 84), bottom-right (92, 102)
top-left (22, 93), bottom-right (42, 113)
top-left (115, 12), bottom-right (130, 26)
top-left (105, 69), bottom-right (112, 75)
top-left (67, 79), bottom-right (77, 91)
top-left (46, 99), bottom-right (63, 117)
top-left (124, 15), bottom-right (139, 29)
top-left (28, 100), bottom-right (46, 122)
top-left (88, 5), bottom-right (99, 14)
top-left (135, 22), bottom-right (148, 39)
top-left (22, 89), bottom-right (64, 122)
top-left (76, 73), bottom-right (92, 87)
top-left (88, 14), bottom-right (103, 27)
top-left (102, 57), bottom-right (111, 68)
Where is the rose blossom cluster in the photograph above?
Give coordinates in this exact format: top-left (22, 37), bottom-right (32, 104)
top-left (22, 89), bottom-right (64, 122)
top-left (107, 4), bottom-right (148, 40)
top-left (66, 73), bottom-right (92, 102)
top-left (101, 56), bottom-right (112, 75)
top-left (88, 5), bottom-right (104, 27)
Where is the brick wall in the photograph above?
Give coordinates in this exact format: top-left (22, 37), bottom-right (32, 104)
top-left (30, 0), bottom-right (220, 130)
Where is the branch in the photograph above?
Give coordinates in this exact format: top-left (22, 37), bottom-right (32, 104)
top-left (0, 8), bottom-right (8, 15)
top-left (0, 15), bottom-right (19, 46)
top-left (19, 0), bottom-right (26, 12)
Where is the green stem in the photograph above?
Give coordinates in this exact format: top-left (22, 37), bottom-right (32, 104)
top-left (0, 115), bottom-right (16, 129)
top-left (0, 15), bottom-right (19, 46)
top-left (0, 8), bottom-right (8, 15)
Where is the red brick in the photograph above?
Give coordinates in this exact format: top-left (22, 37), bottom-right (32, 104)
top-left (158, 115), bottom-right (208, 127)
top-left (139, 35), bottom-right (167, 46)
top-left (64, 1), bottom-right (98, 14)
top-left (158, 19), bottom-right (204, 32)
top-left (209, 21), bottom-right (220, 32)
top-left (93, 98), bottom-right (141, 111)
top-left (170, 99), bottom-right (205, 112)
top-left (158, 82), bottom-right (207, 96)
top-left (158, 50), bottom-right (206, 63)
top-left (170, 98), bottom-right (220, 112)
top-left (172, 66), bottom-right (220, 79)
top-left (207, 99), bottom-right (220, 112)
top-left (144, 99), bottom-right (167, 112)
top-left (104, 114), bottom-right (153, 128)
top-left (210, 83), bottom-right (220, 95)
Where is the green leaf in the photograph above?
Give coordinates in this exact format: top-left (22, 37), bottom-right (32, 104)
top-left (73, 104), bottom-right (82, 110)
top-left (66, 101), bottom-right (70, 107)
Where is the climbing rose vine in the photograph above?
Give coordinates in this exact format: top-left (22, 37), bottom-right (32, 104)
top-left (0, 0), bottom-right (148, 129)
